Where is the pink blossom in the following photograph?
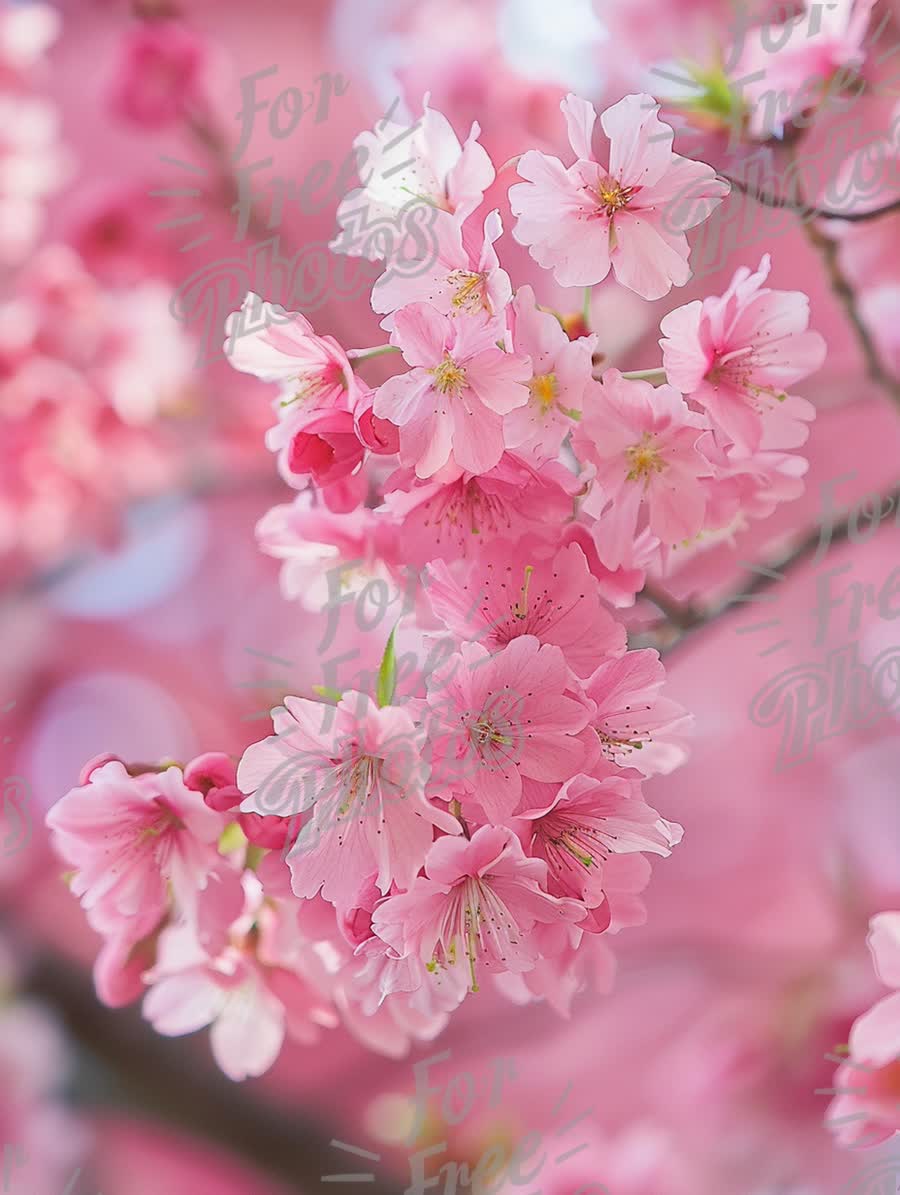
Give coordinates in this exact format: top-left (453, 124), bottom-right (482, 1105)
top-left (144, 886), bottom-right (337, 1080)
top-left (255, 494), bottom-right (402, 609)
top-left (518, 772), bottom-right (683, 930)
top-left (225, 295), bottom-right (357, 405)
top-left (509, 93), bottom-right (728, 298)
top-left (371, 208), bottom-right (512, 326)
top-left (109, 21), bottom-right (206, 129)
top-left (237, 692), bottom-right (458, 907)
top-left (370, 826), bottom-right (586, 992)
top-left (424, 539), bottom-right (625, 678)
top-left (827, 912), bottom-right (900, 1147)
top-left (380, 453), bottom-right (580, 566)
top-left (733, 0), bottom-right (878, 139)
top-left (575, 369), bottom-right (712, 568)
top-left (331, 96), bottom-right (495, 260)
top-left (46, 760), bottom-right (226, 928)
top-left (373, 304), bottom-right (530, 478)
top-left (659, 255), bottom-right (826, 453)
top-left (274, 406), bottom-right (365, 505)
top-left (424, 635), bottom-right (594, 820)
top-left (504, 285), bottom-right (596, 458)
top-left (584, 649), bottom-right (691, 775)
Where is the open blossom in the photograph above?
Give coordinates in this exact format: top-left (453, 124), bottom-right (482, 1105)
top-left (381, 453), bottom-right (580, 565)
top-left (517, 772), bottom-right (683, 931)
top-left (424, 635), bottom-right (594, 820)
top-left (504, 285), bottom-right (596, 458)
top-left (144, 885), bottom-right (338, 1080)
top-left (575, 369), bottom-right (712, 569)
top-left (827, 911), bottom-right (900, 1148)
top-left (509, 93), bottom-right (728, 298)
top-left (733, 0), bottom-right (878, 139)
top-left (371, 826), bottom-right (586, 994)
top-left (371, 208), bottom-right (512, 326)
top-left (237, 692), bottom-right (458, 907)
top-left (255, 493), bottom-right (402, 609)
top-left (46, 760), bottom-right (225, 927)
top-left (659, 255), bottom-right (826, 454)
top-left (331, 96), bottom-right (495, 259)
top-left (584, 649), bottom-right (691, 775)
top-left (424, 539), bottom-right (625, 678)
top-left (373, 304), bottom-right (530, 477)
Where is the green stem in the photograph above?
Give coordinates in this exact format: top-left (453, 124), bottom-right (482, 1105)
top-left (582, 286), bottom-right (593, 330)
top-left (620, 368), bottom-right (667, 383)
top-left (348, 345), bottom-right (401, 364)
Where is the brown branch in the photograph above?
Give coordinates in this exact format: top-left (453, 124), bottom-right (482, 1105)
top-left (722, 172), bottom-right (900, 223)
top-left (19, 946), bottom-right (397, 1195)
top-left (641, 483), bottom-right (900, 654)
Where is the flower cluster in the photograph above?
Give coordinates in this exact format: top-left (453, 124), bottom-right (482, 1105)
top-left (0, 245), bottom-right (195, 580)
top-left (0, 3), bottom-right (66, 265)
top-left (48, 90), bottom-right (827, 1077)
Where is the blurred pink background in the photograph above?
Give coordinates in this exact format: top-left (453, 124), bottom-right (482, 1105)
top-left (3, 0), bottom-right (900, 1192)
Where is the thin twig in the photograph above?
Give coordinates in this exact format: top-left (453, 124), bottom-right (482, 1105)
top-left (17, 947), bottom-right (398, 1195)
top-left (784, 145), bottom-right (900, 411)
top-left (642, 483), bottom-right (900, 653)
top-left (722, 172), bottom-right (900, 223)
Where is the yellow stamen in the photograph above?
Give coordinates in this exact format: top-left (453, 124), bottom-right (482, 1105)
top-left (528, 373), bottom-right (558, 412)
top-left (448, 270), bottom-right (489, 315)
top-left (597, 177), bottom-right (634, 217)
top-left (429, 353), bottom-right (468, 396)
top-left (625, 433), bottom-right (666, 482)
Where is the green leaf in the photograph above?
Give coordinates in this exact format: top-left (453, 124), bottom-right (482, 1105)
top-left (376, 625), bottom-right (399, 708)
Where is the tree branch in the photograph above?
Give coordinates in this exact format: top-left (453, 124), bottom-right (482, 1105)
top-left (19, 947), bottom-right (398, 1195)
top-left (722, 172), bottom-right (900, 223)
top-left (641, 483), bottom-right (900, 653)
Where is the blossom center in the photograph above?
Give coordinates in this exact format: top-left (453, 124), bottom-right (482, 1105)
top-left (334, 754), bottom-right (381, 816)
top-left (625, 433), bottom-right (666, 482)
top-left (136, 799), bottom-right (185, 844)
top-left (597, 177), bottom-right (634, 217)
top-left (528, 372), bottom-right (558, 411)
top-left (282, 361), bottom-right (346, 408)
top-left (447, 270), bottom-right (490, 315)
top-left (429, 353), bottom-right (468, 397)
top-left (470, 716), bottom-right (511, 749)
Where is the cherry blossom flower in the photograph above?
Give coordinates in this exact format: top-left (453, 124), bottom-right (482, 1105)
top-left (371, 208), bottom-right (512, 326)
top-left (659, 255), bottom-right (826, 453)
top-left (370, 826), bottom-right (586, 993)
top-left (373, 304), bottom-right (530, 477)
top-left (424, 635), bottom-right (594, 820)
top-left (733, 0), bottom-right (878, 140)
top-left (574, 369), bottom-right (712, 569)
top-left (109, 20), bottom-right (207, 129)
top-left (584, 649), bottom-right (691, 775)
top-left (827, 912), bottom-right (900, 1147)
top-left (225, 294), bottom-right (359, 406)
top-left (255, 494), bottom-right (402, 609)
top-left (424, 539), bottom-right (625, 677)
top-left (509, 93), bottom-right (728, 298)
top-left (144, 885), bottom-right (337, 1080)
top-left (237, 692), bottom-right (458, 907)
top-left (517, 771), bottom-right (683, 931)
top-left (46, 760), bottom-right (226, 928)
top-left (504, 284), bottom-right (596, 458)
top-left (381, 453), bottom-right (580, 565)
top-left (331, 95), bottom-right (495, 260)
